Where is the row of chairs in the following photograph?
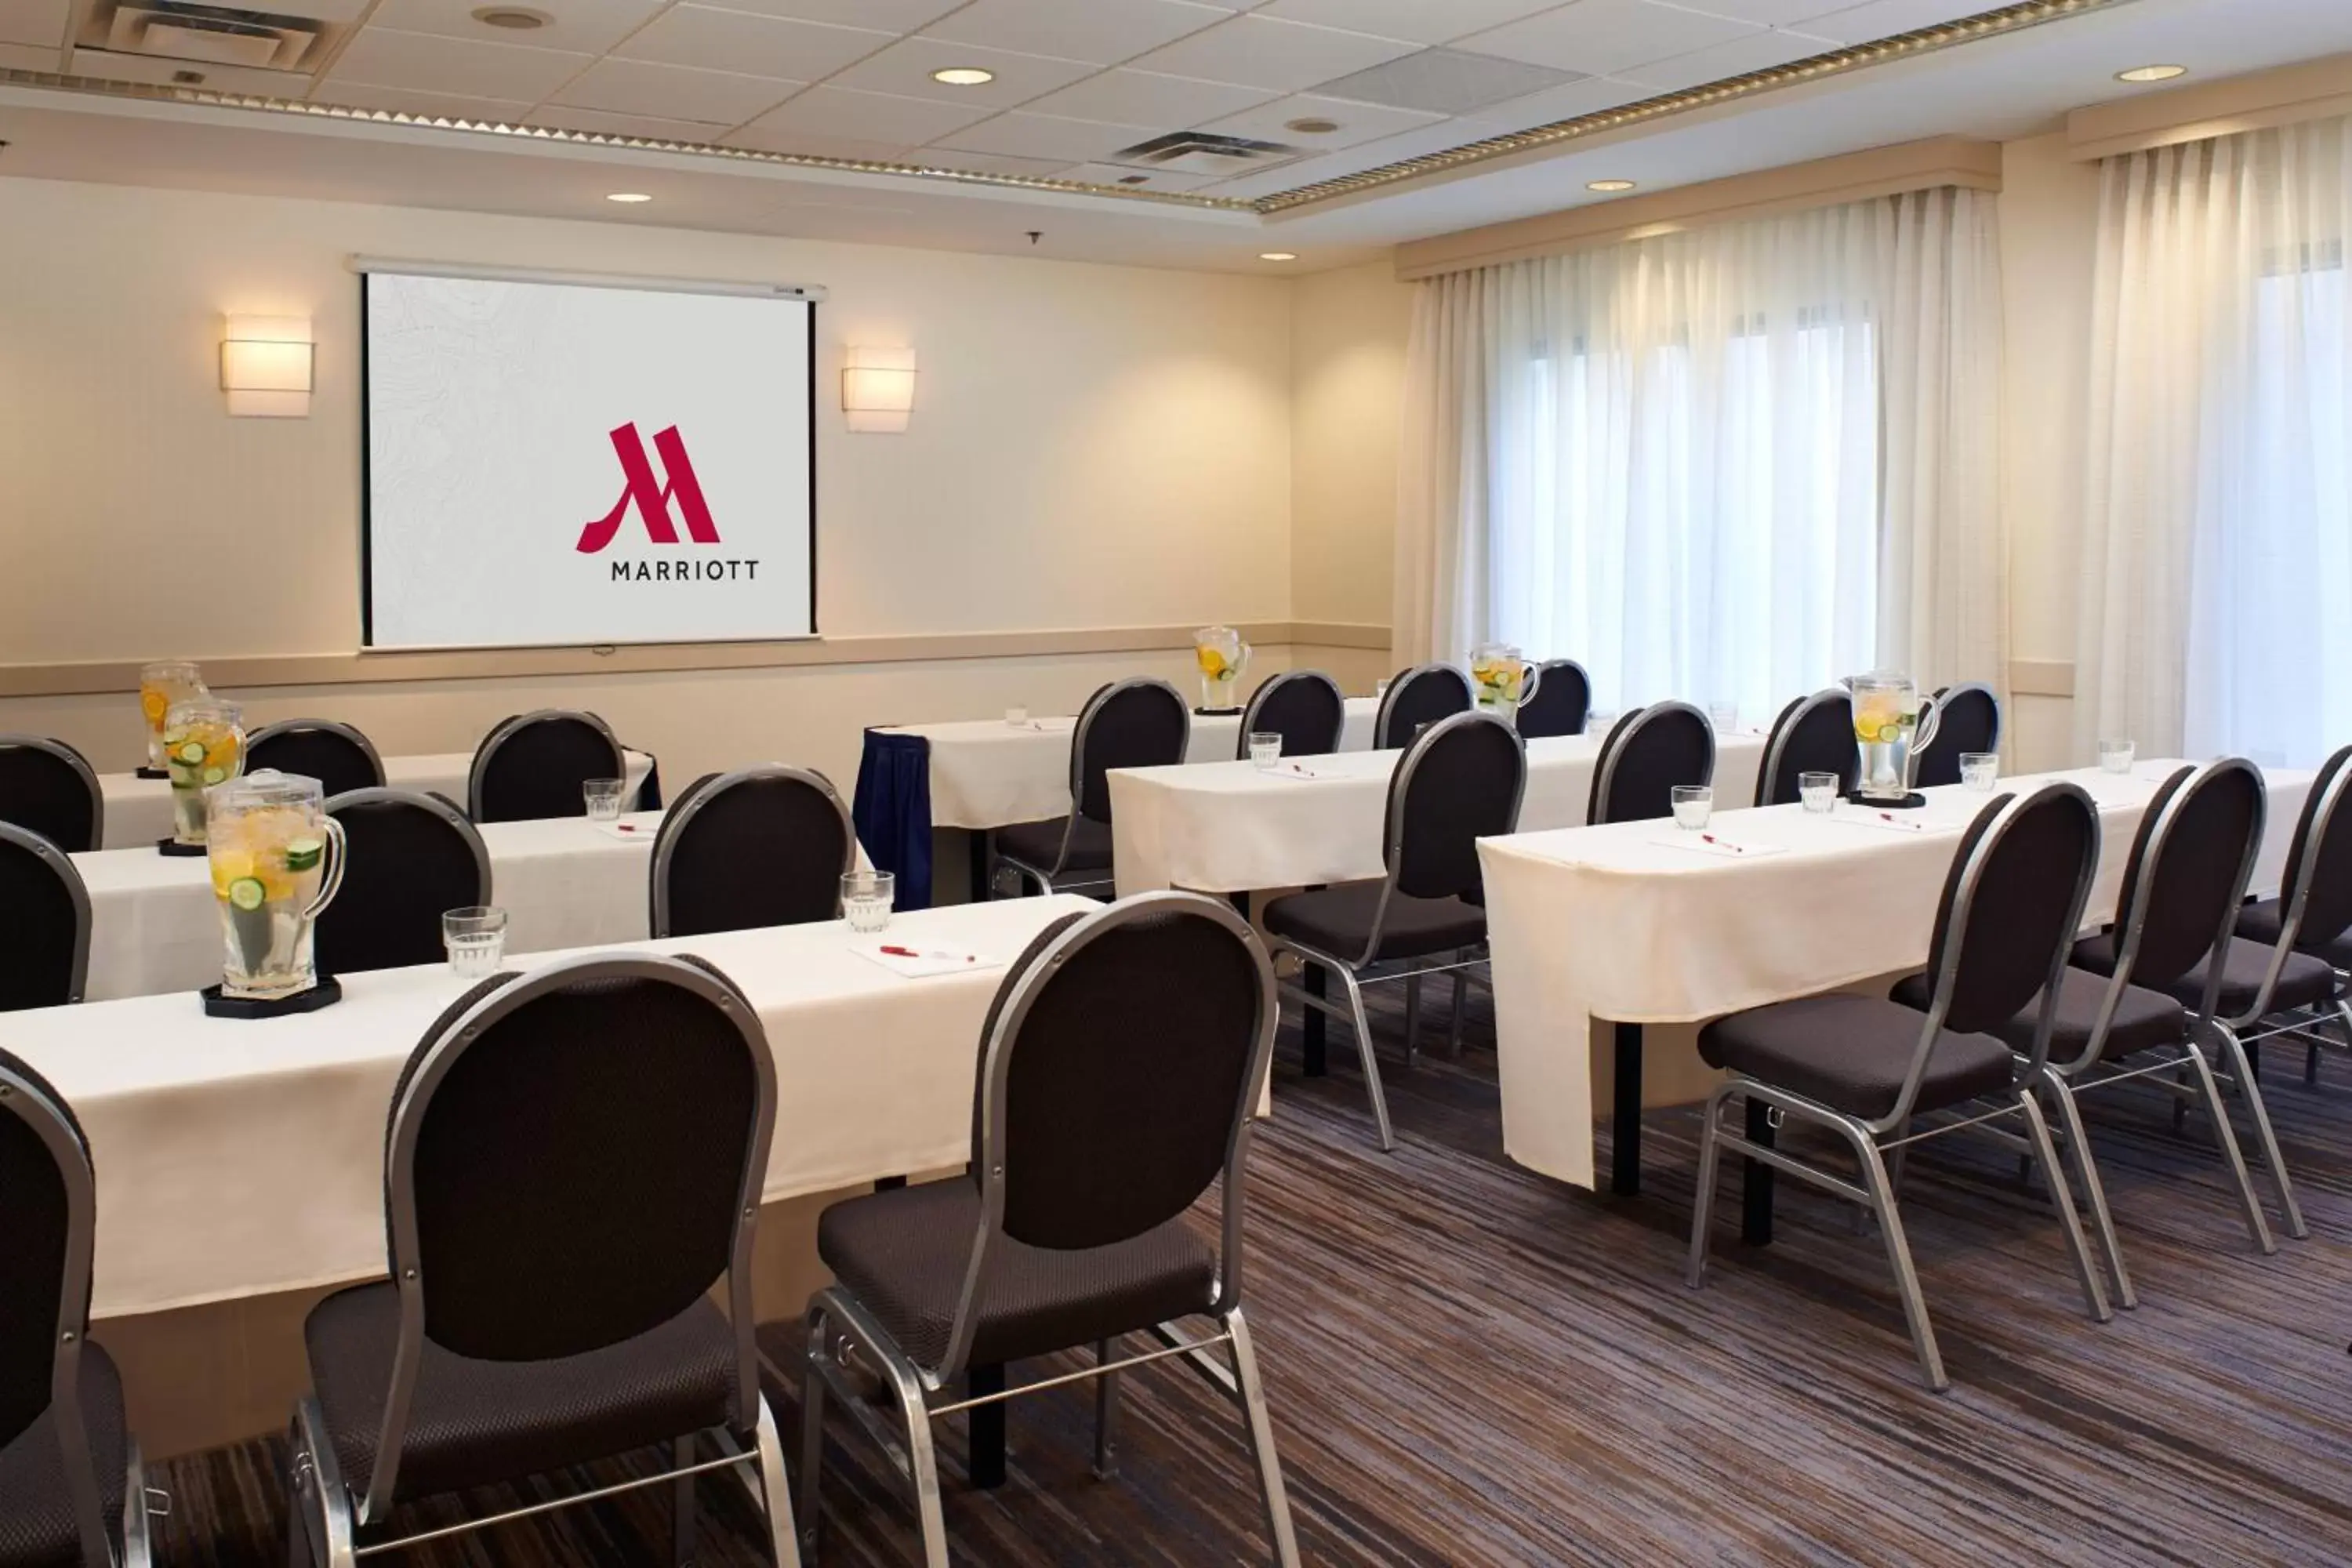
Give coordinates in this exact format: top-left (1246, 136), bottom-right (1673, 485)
top-left (0, 896), bottom-right (1298, 1568)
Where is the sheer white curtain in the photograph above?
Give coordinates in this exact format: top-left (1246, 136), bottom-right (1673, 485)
top-left (1395, 187), bottom-right (2004, 721)
top-left (2079, 118), bottom-right (2352, 768)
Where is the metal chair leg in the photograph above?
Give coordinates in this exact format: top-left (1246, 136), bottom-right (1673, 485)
top-left (291, 1397), bottom-right (357, 1568)
top-left (2212, 1023), bottom-right (2307, 1239)
top-left (797, 1308), bottom-right (829, 1554)
top-left (1448, 963), bottom-right (1468, 1059)
top-left (1092, 1338), bottom-right (1119, 1481)
top-left (1843, 1126), bottom-right (1947, 1392)
top-left (2308, 1038), bottom-right (2323, 1087)
top-left (2017, 1090), bottom-right (2111, 1323)
top-left (2040, 1073), bottom-right (2136, 1309)
top-left (1223, 1308), bottom-right (1302, 1568)
top-left (1685, 1090), bottom-right (1728, 1288)
top-left (2186, 1038), bottom-right (2278, 1254)
top-left (674, 1434), bottom-right (696, 1567)
top-left (888, 1370), bottom-right (950, 1568)
top-left (750, 1396), bottom-right (806, 1568)
top-left (1331, 965), bottom-right (1395, 1151)
top-left (1403, 974), bottom-right (1421, 1067)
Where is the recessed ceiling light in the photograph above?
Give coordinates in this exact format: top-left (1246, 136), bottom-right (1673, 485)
top-left (1117, 174), bottom-right (1150, 185)
top-left (1259, 252), bottom-right (1298, 262)
top-left (1285, 117), bottom-right (1341, 135)
top-left (932, 67), bottom-right (995, 86)
top-left (472, 5), bottom-right (550, 28)
top-left (606, 192), bottom-right (652, 203)
top-left (1588, 179), bottom-right (1636, 192)
top-left (2116, 64), bottom-right (2188, 82)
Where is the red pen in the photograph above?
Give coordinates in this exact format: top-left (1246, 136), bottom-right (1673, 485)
top-left (1700, 833), bottom-right (1748, 855)
top-left (880, 945), bottom-right (975, 963)
top-left (614, 823), bottom-right (640, 833)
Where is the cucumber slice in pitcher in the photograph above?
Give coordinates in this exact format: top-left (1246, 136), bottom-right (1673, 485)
top-left (176, 741), bottom-right (207, 764)
top-left (284, 837), bottom-right (324, 873)
top-left (201, 766), bottom-right (228, 786)
top-left (227, 877), bottom-right (267, 912)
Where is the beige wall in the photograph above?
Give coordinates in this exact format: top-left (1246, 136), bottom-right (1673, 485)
top-left (1290, 260), bottom-right (1416, 645)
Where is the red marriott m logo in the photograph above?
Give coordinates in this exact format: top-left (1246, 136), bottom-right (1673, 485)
top-left (575, 423), bottom-right (720, 554)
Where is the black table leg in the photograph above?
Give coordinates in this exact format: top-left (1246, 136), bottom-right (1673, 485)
top-left (967, 1364), bottom-right (1005, 1487)
top-left (1303, 964), bottom-right (1327, 1077)
top-left (1741, 1098), bottom-right (1776, 1247)
top-left (1612, 1022), bottom-right (1642, 1196)
top-left (967, 830), bottom-right (991, 904)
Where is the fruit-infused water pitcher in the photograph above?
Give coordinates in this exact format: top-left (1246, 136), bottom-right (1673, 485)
top-left (206, 771), bottom-right (347, 999)
top-left (139, 661), bottom-right (206, 772)
top-left (1849, 672), bottom-right (1943, 802)
top-left (162, 696), bottom-right (245, 846)
top-left (1469, 644), bottom-right (1542, 724)
top-left (1193, 626), bottom-right (1251, 712)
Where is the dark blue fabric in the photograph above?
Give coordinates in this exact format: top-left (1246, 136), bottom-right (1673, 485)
top-left (852, 730), bottom-right (934, 911)
top-left (637, 753), bottom-right (664, 811)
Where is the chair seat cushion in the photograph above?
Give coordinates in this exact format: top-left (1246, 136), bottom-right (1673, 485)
top-left (2236, 898), bottom-right (2352, 968)
top-left (0, 1341), bottom-right (126, 1568)
top-left (1261, 880), bottom-right (1486, 964)
top-left (995, 817), bottom-right (1112, 876)
top-left (1699, 994), bottom-right (2016, 1120)
top-left (303, 1282), bottom-right (736, 1506)
top-left (2074, 932), bottom-right (2339, 1021)
top-left (817, 1178), bottom-right (1217, 1373)
top-left (1890, 967), bottom-right (2185, 1067)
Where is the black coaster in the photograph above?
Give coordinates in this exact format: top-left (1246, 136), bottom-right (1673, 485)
top-left (135, 766), bottom-right (169, 781)
top-left (201, 976), bottom-right (342, 1019)
top-left (156, 837), bottom-right (207, 857)
top-left (1194, 706), bottom-right (1243, 717)
top-left (1847, 790), bottom-right (1928, 810)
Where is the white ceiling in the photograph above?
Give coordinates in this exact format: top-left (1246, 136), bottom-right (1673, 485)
top-left (1, 0), bottom-right (2350, 271)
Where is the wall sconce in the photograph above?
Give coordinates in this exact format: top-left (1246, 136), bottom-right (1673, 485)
top-left (220, 315), bottom-right (314, 417)
top-left (841, 346), bottom-right (916, 434)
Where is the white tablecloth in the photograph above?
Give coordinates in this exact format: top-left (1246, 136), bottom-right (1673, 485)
top-left (2, 895), bottom-right (1097, 1319)
top-left (880, 698), bottom-right (1378, 830)
top-left (1475, 764), bottom-right (2314, 1190)
top-left (1109, 730), bottom-right (1769, 895)
top-left (95, 750), bottom-right (655, 850)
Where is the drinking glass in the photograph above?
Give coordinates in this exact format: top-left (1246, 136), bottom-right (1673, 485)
top-left (583, 779), bottom-right (626, 821)
top-left (139, 660), bottom-right (205, 772)
top-left (1708, 701), bottom-right (1739, 732)
top-left (2099, 739), bottom-right (2136, 775)
top-left (1798, 771), bottom-right (1839, 814)
top-left (443, 906), bottom-right (507, 978)
top-left (1005, 706), bottom-right (1029, 727)
top-left (1248, 731), bottom-right (1283, 769)
top-left (1671, 785), bottom-right (1713, 831)
top-left (842, 870), bottom-right (895, 933)
top-left (162, 697), bottom-right (245, 847)
top-left (1961, 752), bottom-right (1999, 791)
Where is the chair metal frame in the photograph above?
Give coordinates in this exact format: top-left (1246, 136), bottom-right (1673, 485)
top-left (797, 892), bottom-right (1299, 1568)
top-left (1264, 711), bottom-right (1527, 1151)
top-left (2230, 753), bottom-right (2352, 1093)
top-left (649, 765), bottom-right (857, 938)
top-left (0, 1054), bottom-right (156, 1568)
top-left (1587, 701), bottom-right (1715, 825)
top-left (993, 678), bottom-right (1189, 898)
top-left (1, 821), bottom-right (92, 1007)
top-left (1371, 663), bottom-right (1473, 750)
top-left (0, 734), bottom-right (105, 853)
top-left (324, 786), bottom-right (492, 906)
top-left (464, 710), bottom-right (626, 822)
top-left (1233, 670), bottom-right (1346, 760)
top-left (1752, 688), bottom-right (1854, 807)
top-left (1513, 658), bottom-right (1592, 739)
top-left (245, 720), bottom-right (388, 794)
top-left (1686, 784), bottom-right (2114, 1392)
top-left (285, 954), bottom-right (800, 1567)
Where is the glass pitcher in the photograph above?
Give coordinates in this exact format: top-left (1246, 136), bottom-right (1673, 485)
top-left (1469, 643), bottom-right (1542, 724)
top-left (139, 661), bottom-right (206, 773)
top-left (1849, 672), bottom-right (1943, 802)
top-left (162, 696), bottom-right (245, 847)
top-left (205, 771), bottom-right (348, 1000)
top-left (1193, 626), bottom-right (1251, 713)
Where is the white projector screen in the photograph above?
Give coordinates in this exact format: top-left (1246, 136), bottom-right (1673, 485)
top-left (361, 266), bottom-right (815, 649)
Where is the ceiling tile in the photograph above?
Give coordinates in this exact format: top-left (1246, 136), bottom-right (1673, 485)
top-left (1123, 14), bottom-right (1421, 93)
top-left (0, 0), bottom-right (64, 50)
top-left (550, 58), bottom-right (801, 124)
top-left (909, 147), bottom-right (1079, 179)
top-left (308, 82), bottom-right (536, 122)
top-left (739, 83), bottom-right (998, 143)
top-left (1197, 92), bottom-right (1444, 151)
top-left (1793, 0), bottom-right (1997, 44)
top-left (615, 5), bottom-right (892, 80)
top-left (0, 39), bottom-right (56, 69)
top-left (1458, 0), bottom-right (1758, 77)
top-left (1315, 46), bottom-right (1583, 114)
top-left (1254, 0), bottom-right (1566, 46)
top-left (1664, 0), bottom-right (1864, 24)
top-left (532, 106), bottom-right (741, 143)
top-left (1019, 68), bottom-right (1277, 128)
top-left (921, 0), bottom-right (1232, 68)
top-left (1473, 71), bottom-right (1655, 129)
top-left (1207, 117), bottom-right (1494, 195)
top-left (1059, 160), bottom-right (1225, 192)
top-left (721, 126), bottom-right (922, 162)
top-left (822, 37), bottom-right (1101, 108)
top-left (323, 27), bottom-right (592, 101)
top-left (1612, 25), bottom-right (1835, 89)
top-left (717, 0), bottom-right (965, 27)
top-left (935, 111), bottom-right (1159, 162)
top-left (361, 0), bottom-right (665, 57)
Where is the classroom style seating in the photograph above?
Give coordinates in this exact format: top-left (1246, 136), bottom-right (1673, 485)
top-left (1372, 662), bottom-right (1473, 749)
top-left (0, 736), bottom-right (103, 855)
top-left (467, 710), bottom-right (628, 824)
top-left (993, 678), bottom-right (1189, 898)
top-left (1513, 658), bottom-right (1592, 739)
top-left (651, 765), bottom-right (856, 937)
top-left (0, 824), bottom-right (89, 1012)
top-left (1234, 670), bottom-right (1347, 760)
top-left (1754, 688), bottom-right (1858, 805)
top-left (317, 789), bottom-right (492, 976)
top-left (1588, 702), bottom-right (1715, 825)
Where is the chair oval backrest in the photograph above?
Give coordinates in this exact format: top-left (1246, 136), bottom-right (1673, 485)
top-left (652, 766), bottom-right (855, 938)
top-left (1387, 711), bottom-right (1527, 900)
top-left (245, 720), bottom-right (387, 800)
top-left (1236, 670), bottom-right (1345, 760)
top-left (0, 825), bottom-right (89, 1012)
top-left (1070, 679), bottom-right (1190, 824)
top-left (1373, 663), bottom-right (1473, 750)
top-left (1920, 784), bottom-right (2100, 1040)
top-left (0, 735), bottom-right (103, 855)
top-left (319, 789), bottom-right (492, 976)
top-left (1513, 659), bottom-right (1592, 740)
top-left (2113, 759), bottom-right (2265, 991)
top-left (386, 954), bottom-right (771, 1363)
top-left (1913, 683), bottom-right (2000, 788)
top-left (1588, 702), bottom-right (1715, 826)
top-left (1754, 688), bottom-right (1857, 806)
top-left (467, 710), bottom-right (626, 824)
top-left (2281, 744), bottom-right (2352, 953)
top-left (0, 1048), bottom-right (92, 1452)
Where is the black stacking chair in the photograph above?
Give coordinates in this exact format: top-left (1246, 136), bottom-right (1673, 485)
top-left (1689, 784), bottom-right (2111, 1392)
top-left (0, 737), bottom-right (102, 855)
top-left (1512, 659), bottom-right (1592, 739)
top-left (1913, 682), bottom-right (2000, 788)
top-left (318, 789), bottom-right (491, 976)
top-left (246, 720), bottom-right (387, 800)
top-left (2235, 744), bottom-right (2352, 1085)
top-left (1262, 712), bottom-right (1526, 1150)
top-left (287, 955), bottom-right (800, 1566)
top-left (994, 679), bottom-right (1189, 898)
top-left (801, 894), bottom-right (1299, 1568)
top-left (1753, 688), bottom-right (1858, 806)
top-left (652, 766), bottom-right (855, 937)
top-left (0, 824), bottom-right (89, 1013)
top-left (1588, 702), bottom-right (1715, 825)
top-left (0, 1048), bottom-right (155, 1568)
top-left (1234, 670), bottom-right (1346, 760)
top-left (466, 710), bottom-right (627, 824)
top-left (1372, 662), bottom-right (1472, 749)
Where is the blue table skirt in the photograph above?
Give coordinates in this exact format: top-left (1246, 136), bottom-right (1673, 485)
top-left (851, 730), bottom-right (935, 910)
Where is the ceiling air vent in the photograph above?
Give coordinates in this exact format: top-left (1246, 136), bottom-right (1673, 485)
top-left (1105, 131), bottom-right (1305, 180)
top-left (72, 2), bottom-right (336, 89)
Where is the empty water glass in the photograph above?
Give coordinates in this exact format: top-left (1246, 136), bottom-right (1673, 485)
top-left (2099, 739), bottom-right (2136, 775)
top-left (443, 906), bottom-right (507, 978)
top-left (1798, 771), bottom-right (1839, 813)
top-left (1961, 752), bottom-right (1999, 791)
top-left (1248, 731), bottom-right (1283, 769)
top-left (1005, 706), bottom-right (1029, 727)
top-left (1671, 785), bottom-right (1713, 830)
top-left (1709, 701), bottom-right (1739, 732)
top-left (842, 869), bottom-right (895, 934)
top-left (583, 778), bottom-right (626, 821)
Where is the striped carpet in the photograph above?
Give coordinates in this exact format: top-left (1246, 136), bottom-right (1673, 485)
top-left (151, 984), bottom-right (2352, 1566)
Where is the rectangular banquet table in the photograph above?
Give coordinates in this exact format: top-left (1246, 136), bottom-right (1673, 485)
top-left (1475, 762), bottom-right (2314, 1208)
top-left (95, 749), bottom-right (656, 850)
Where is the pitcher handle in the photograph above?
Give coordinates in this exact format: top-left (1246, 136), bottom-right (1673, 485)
top-left (1905, 695), bottom-right (1944, 789)
top-left (303, 816), bottom-right (349, 922)
top-left (1519, 660), bottom-right (1542, 706)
